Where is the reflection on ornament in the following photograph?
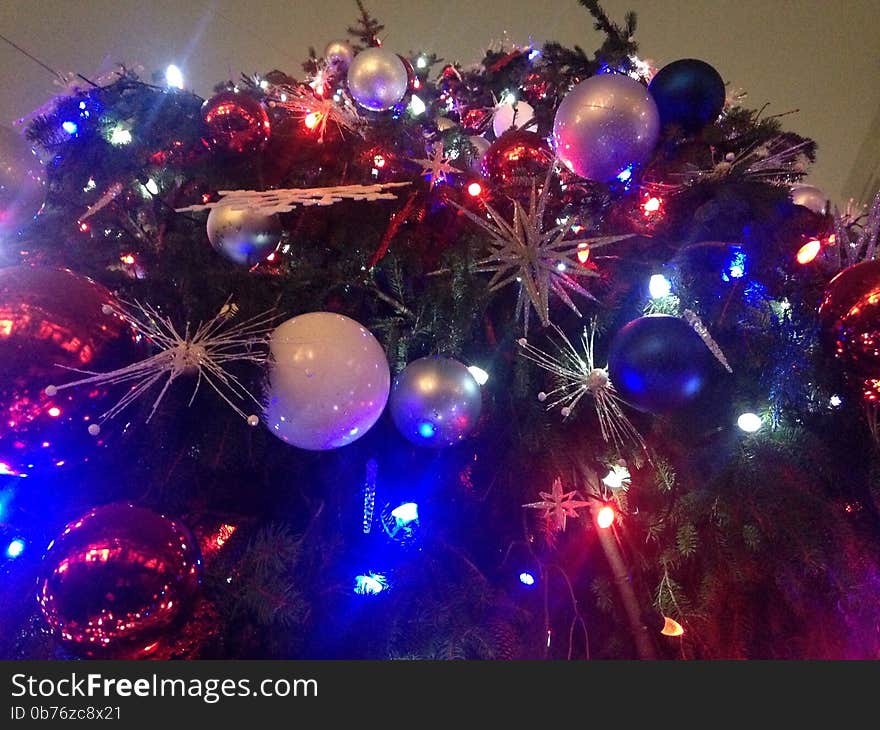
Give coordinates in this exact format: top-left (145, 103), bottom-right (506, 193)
top-left (37, 504), bottom-right (201, 658)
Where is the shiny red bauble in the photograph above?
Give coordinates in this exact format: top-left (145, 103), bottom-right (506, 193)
top-left (37, 504), bottom-right (201, 658)
top-left (819, 259), bottom-right (880, 400)
top-left (201, 91), bottom-right (271, 154)
top-left (481, 129), bottom-right (553, 189)
top-left (0, 267), bottom-right (142, 475)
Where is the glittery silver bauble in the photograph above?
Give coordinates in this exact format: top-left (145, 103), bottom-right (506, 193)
top-left (389, 356), bottom-right (482, 448)
top-left (206, 206), bottom-right (282, 266)
top-left (0, 125), bottom-right (46, 236)
top-left (553, 74), bottom-right (660, 182)
top-left (347, 48), bottom-right (409, 112)
top-left (791, 184), bottom-right (827, 214)
top-left (324, 39), bottom-right (355, 71)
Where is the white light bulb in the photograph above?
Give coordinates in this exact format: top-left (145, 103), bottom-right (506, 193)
top-left (467, 365), bottom-right (489, 386)
top-left (144, 179), bottom-right (159, 195)
top-left (649, 274), bottom-right (672, 299)
top-left (410, 95), bottom-right (426, 117)
top-left (416, 55), bottom-right (428, 69)
top-left (165, 64), bottom-right (184, 90)
top-left (737, 412), bottom-right (762, 433)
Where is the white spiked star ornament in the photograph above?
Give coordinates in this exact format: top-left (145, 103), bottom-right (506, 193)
top-left (411, 141), bottom-right (457, 190)
top-left (44, 300), bottom-right (275, 435)
top-left (268, 83), bottom-right (362, 143)
top-left (453, 167), bottom-right (631, 333)
top-left (523, 477), bottom-right (590, 531)
top-left (517, 321), bottom-right (645, 452)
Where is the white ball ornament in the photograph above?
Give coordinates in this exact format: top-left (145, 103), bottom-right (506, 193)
top-left (264, 312), bottom-right (391, 450)
top-left (492, 98), bottom-right (535, 138)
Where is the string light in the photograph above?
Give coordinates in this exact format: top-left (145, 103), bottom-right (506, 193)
top-left (467, 365), bottom-right (489, 385)
top-left (109, 125), bottom-right (132, 145)
top-left (144, 179), bottom-right (159, 195)
top-left (649, 274), bottom-right (672, 299)
top-left (796, 239), bottom-right (821, 264)
top-left (597, 505), bottom-right (615, 529)
top-left (661, 616), bottom-right (684, 636)
top-left (304, 111), bottom-right (322, 130)
top-left (165, 64), bottom-right (184, 89)
top-left (6, 538), bottom-right (25, 559)
top-left (467, 181), bottom-right (482, 197)
top-left (642, 196), bottom-right (662, 217)
top-left (519, 571), bottom-right (536, 586)
top-left (416, 55), bottom-right (428, 69)
top-left (354, 572), bottom-right (388, 595)
top-left (737, 412), bottom-right (762, 433)
top-left (829, 394), bottom-right (842, 407)
top-left (61, 121), bottom-right (78, 135)
top-left (409, 95), bottom-right (426, 116)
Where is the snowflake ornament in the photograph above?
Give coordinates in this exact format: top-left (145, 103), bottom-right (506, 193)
top-left (523, 477), bottom-right (590, 531)
top-left (411, 141), bottom-right (457, 190)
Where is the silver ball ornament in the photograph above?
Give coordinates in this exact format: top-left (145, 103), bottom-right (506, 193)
top-left (206, 206), bottom-right (282, 266)
top-left (553, 74), bottom-right (660, 181)
top-left (347, 48), bottom-right (409, 112)
top-left (791, 184), bottom-right (827, 214)
top-left (389, 357), bottom-right (482, 448)
top-left (0, 125), bottom-right (46, 236)
top-left (324, 40), bottom-right (355, 71)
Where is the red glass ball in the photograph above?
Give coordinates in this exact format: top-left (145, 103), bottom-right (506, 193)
top-left (819, 259), bottom-right (880, 396)
top-left (37, 504), bottom-right (201, 658)
top-left (201, 91), bottom-right (271, 154)
top-left (481, 129), bottom-right (553, 188)
top-left (0, 267), bottom-right (141, 475)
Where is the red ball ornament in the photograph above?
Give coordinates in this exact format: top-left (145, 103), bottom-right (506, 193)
top-left (0, 267), bottom-right (142, 476)
top-left (37, 504), bottom-right (201, 658)
top-left (397, 55), bottom-right (418, 93)
top-left (201, 91), bottom-right (271, 154)
top-left (481, 129), bottom-right (553, 189)
top-left (819, 259), bottom-right (880, 400)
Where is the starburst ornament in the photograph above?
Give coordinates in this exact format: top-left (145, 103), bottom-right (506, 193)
top-left (453, 169), bottom-right (630, 332)
top-left (517, 322), bottom-right (645, 451)
top-left (523, 477), bottom-right (590, 531)
top-left (268, 83), bottom-right (361, 143)
top-left (411, 141), bottom-right (457, 190)
top-left (44, 300), bottom-right (274, 435)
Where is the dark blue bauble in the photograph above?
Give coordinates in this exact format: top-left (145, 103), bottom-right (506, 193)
top-left (648, 59), bottom-right (725, 132)
top-left (608, 315), bottom-right (714, 414)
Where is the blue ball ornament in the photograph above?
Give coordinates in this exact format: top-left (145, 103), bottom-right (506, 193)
top-left (648, 59), bottom-right (725, 132)
top-left (608, 315), bottom-right (714, 414)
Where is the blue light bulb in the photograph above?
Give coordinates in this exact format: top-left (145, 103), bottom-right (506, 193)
top-left (418, 422), bottom-right (436, 439)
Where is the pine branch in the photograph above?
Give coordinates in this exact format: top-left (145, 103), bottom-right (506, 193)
top-left (347, 0), bottom-right (385, 49)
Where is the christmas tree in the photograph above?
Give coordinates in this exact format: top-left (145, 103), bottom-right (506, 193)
top-left (1, 0), bottom-right (879, 660)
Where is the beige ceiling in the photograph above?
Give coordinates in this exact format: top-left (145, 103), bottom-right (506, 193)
top-left (1, 0), bottom-right (877, 205)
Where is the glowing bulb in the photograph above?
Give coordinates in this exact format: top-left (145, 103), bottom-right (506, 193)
top-left (467, 365), bottom-right (489, 385)
top-left (830, 394), bottom-right (842, 407)
top-left (109, 125), bottom-right (132, 145)
top-left (661, 616), bottom-right (684, 636)
top-left (796, 239), bottom-right (821, 264)
top-left (410, 94), bottom-right (426, 116)
top-left (597, 505), bottom-right (615, 529)
top-left (737, 412), bottom-right (762, 433)
top-left (6, 538), bottom-right (24, 559)
top-left (304, 111), bottom-right (322, 129)
top-left (373, 153), bottom-right (386, 169)
top-left (467, 181), bottom-right (483, 197)
top-left (354, 573), bottom-right (387, 595)
top-left (61, 121), bottom-right (78, 135)
top-left (616, 165), bottom-right (633, 183)
top-left (390, 502), bottom-right (419, 525)
top-left (519, 572), bottom-right (536, 586)
top-left (259, 79), bottom-right (269, 90)
top-left (418, 422), bottom-right (436, 439)
top-left (47, 407), bottom-right (61, 418)
top-left (144, 178), bottom-right (159, 195)
top-left (649, 274), bottom-right (672, 299)
top-left (165, 64), bottom-right (184, 89)
top-left (642, 196), bottom-right (662, 216)
top-left (120, 254), bottom-right (136, 265)
top-left (416, 55), bottom-right (428, 69)
top-left (577, 243), bottom-right (590, 265)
